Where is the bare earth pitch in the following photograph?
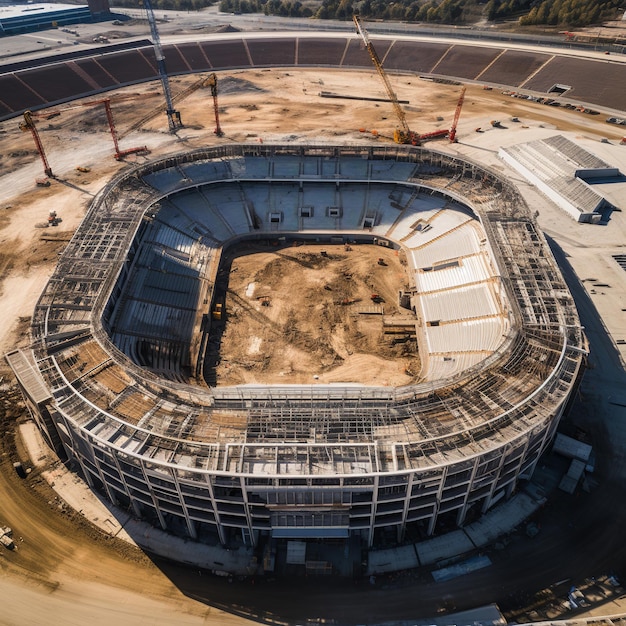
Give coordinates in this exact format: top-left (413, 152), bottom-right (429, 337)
top-left (212, 243), bottom-right (420, 387)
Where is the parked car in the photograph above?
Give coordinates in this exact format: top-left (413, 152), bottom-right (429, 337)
top-left (568, 587), bottom-right (590, 608)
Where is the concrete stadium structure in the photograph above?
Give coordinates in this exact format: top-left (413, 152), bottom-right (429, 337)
top-left (7, 143), bottom-right (586, 550)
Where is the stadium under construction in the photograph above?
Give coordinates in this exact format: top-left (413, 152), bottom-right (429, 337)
top-left (6, 142), bottom-right (586, 553)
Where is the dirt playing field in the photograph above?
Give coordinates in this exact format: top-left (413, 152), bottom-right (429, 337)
top-left (211, 242), bottom-right (419, 386)
top-left (1, 53), bottom-right (625, 623)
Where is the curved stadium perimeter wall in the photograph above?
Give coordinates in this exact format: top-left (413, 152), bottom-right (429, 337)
top-left (7, 144), bottom-right (586, 549)
top-left (0, 32), bottom-right (625, 120)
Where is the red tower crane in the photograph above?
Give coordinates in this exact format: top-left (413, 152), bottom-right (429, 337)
top-left (448, 86), bottom-right (466, 143)
top-left (27, 95), bottom-right (149, 171)
top-left (19, 110), bottom-right (53, 181)
top-left (96, 98), bottom-right (149, 160)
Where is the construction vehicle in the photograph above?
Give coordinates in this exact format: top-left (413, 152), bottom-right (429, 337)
top-left (353, 13), bottom-right (419, 145)
top-left (353, 14), bottom-right (466, 145)
top-left (142, 0), bottom-right (182, 132)
top-left (0, 526), bottom-right (14, 550)
top-left (206, 73), bottom-right (224, 137)
top-left (19, 110), bottom-right (53, 180)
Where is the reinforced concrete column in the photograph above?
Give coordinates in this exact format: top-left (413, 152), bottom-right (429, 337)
top-left (456, 456), bottom-right (480, 527)
top-left (139, 459), bottom-right (167, 531)
top-left (398, 472), bottom-right (415, 543)
top-left (240, 476), bottom-right (255, 548)
top-left (368, 475), bottom-right (379, 548)
top-left (206, 473), bottom-right (227, 546)
top-left (482, 447), bottom-right (509, 514)
top-left (91, 446), bottom-right (119, 506)
top-left (172, 468), bottom-right (197, 540)
top-left (428, 466), bottom-right (448, 536)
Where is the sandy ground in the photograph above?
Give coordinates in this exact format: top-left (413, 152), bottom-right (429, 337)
top-left (1, 62), bottom-right (626, 624)
top-left (212, 242), bottom-right (418, 386)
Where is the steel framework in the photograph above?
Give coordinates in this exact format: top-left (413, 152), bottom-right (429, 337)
top-left (8, 144), bottom-right (585, 551)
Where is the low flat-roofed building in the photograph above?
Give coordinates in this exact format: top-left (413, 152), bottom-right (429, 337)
top-left (499, 135), bottom-right (618, 223)
top-left (0, 3), bottom-right (94, 35)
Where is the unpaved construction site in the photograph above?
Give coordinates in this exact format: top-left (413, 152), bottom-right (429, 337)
top-left (2, 67), bottom-right (623, 360)
top-left (212, 242), bottom-right (418, 387)
top-left (1, 50), bottom-right (626, 626)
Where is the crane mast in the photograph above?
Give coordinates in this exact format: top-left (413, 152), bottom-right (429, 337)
top-left (99, 98), bottom-right (149, 159)
top-left (353, 13), bottom-right (417, 145)
top-left (206, 73), bottom-right (223, 137)
top-left (20, 110), bottom-right (53, 179)
top-left (142, 0), bottom-right (182, 132)
top-left (449, 86), bottom-right (466, 143)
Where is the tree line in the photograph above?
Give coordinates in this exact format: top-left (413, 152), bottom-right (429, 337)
top-left (110, 0), bottom-right (623, 28)
top-left (111, 0), bottom-right (215, 10)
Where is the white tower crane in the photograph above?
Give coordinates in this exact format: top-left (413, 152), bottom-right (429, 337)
top-left (142, 0), bottom-right (182, 132)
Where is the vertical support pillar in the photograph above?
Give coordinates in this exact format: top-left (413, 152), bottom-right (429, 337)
top-left (368, 475), bottom-right (379, 548)
top-left (240, 475), bottom-right (256, 548)
top-left (456, 456), bottom-right (480, 527)
top-left (139, 459), bottom-right (167, 530)
top-left (206, 473), bottom-right (227, 546)
top-left (172, 467), bottom-right (197, 540)
top-left (428, 466), bottom-right (447, 536)
top-left (482, 449), bottom-right (509, 514)
top-left (398, 471), bottom-right (414, 543)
